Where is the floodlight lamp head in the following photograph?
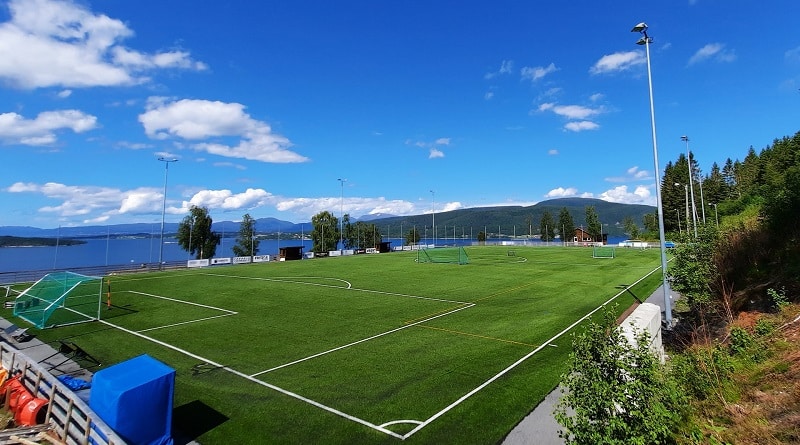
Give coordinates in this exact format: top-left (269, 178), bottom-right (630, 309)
top-left (636, 36), bottom-right (650, 45)
top-left (681, 135), bottom-right (689, 142)
top-left (631, 22), bottom-right (648, 33)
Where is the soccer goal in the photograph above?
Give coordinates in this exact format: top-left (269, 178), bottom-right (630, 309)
top-left (592, 246), bottom-right (616, 259)
top-left (417, 246), bottom-right (470, 265)
top-left (13, 271), bottom-right (103, 329)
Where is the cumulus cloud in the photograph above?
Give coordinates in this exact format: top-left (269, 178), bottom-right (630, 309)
top-left (0, 0), bottom-right (206, 89)
top-left (548, 149), bottom-right (559, 155)
top-left (277, 195), bottom-right (416, 219)
top-left (406, 136), bottom-right (451, 158)
top-left (564, 121), bottom-right (600, 132)
top-left (589, 93), bottom-right (604, 102)
top-left (521, 63), bottom-right (558, 82)
top-left (484, 91), bottom-right (495, 100)
top-left (520, 63), bottom-right (558, 82)
top-left (537, 103), bottom-right (603, 132)
top-left (590, 50), bottom-right (645, 74)
top-left (599, 185), bottom-right (652, 205)
top-left (182, 188), bottom-right (271, 211)
top-left (545, 187), bottom-right (578, 198)
top-left (605, 166), bottom-right (651, 183)
top-left (6, 181), bottom-right (163, 222)
top-left (538, 103), bottom-right (602, 120)
top-left (688, 43), bottom-right (736, 65)
top-left (485, 60), bottom-right (514, 79)
top-left (139, 98), bottom-right (308, 163)
top-left (0, 110), bottom-right (97, 145)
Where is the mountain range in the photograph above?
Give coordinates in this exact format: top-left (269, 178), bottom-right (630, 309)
top-left (0, 198), bottom-right (654, 238)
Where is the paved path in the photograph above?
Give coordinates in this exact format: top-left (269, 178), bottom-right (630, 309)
top-left (502, 286), bottom-right (677, 445)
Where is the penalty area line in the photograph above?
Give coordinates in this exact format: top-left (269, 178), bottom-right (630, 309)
top-left (251, 302), bottom-right (475, 377)
top-left (94, 317), bottom-right (404, 440)
top-left (401, 264), bottom-right (662, 440)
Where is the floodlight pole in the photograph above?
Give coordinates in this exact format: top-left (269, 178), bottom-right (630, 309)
top-left (682, 136), bottom-right (698, 237)
top-left (338, 178), bottom-right (346, 250)
top-left (633, 22), bottom-right (672, 327)
top-left (158, 157), bottom-right (178, 270)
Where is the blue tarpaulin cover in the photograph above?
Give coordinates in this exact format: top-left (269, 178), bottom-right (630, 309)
top-left (89, 354), bottom-right (175, 445)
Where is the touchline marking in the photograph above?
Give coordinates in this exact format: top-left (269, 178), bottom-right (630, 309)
top-left (250, 302), bottom-right (476, 377)
top-left (94, 317), bottom-right (405, 440)
top-left (401, 264), bottom-right (664, 440)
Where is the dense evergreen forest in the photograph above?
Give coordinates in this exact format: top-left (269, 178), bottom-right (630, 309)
top-left (556, 130), bottom-right (800, 445)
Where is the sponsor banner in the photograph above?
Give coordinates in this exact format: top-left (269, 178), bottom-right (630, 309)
top-left (342, 249), bottom-right (355, 256)
top-left (329, 250), bottom-right (342, 257)
top-left (365, 248), bottom-right (378, 254)
top-left (303, 252), bottom-right (315, 259)
top-left (187, 259), bottom-right (209, 268)
top-left (210, 257), bottom-right (232, 265)
top-left (253, 255), bottom-right (271, 263)
top-left (233, 256), bottom-right (252, 264)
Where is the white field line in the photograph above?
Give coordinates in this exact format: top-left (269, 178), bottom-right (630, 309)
top-left (199, 273), bottom-right (353, 289)
top-left (124, 291), bottom-right (238, 333)
top-left (401, 264), bottom-right (664, 440)
top-left (250, 302), bottom-right (475, 377)
top-left (128, 291), bottom-right (238, 314)
top-left (93, 317), bottom-right (405, 440)
top-left (199, 272), bottom-right (472, 305)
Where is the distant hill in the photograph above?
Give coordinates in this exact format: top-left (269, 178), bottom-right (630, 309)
top-left (0, 198), bottom-right (653, 238)
top-left (363, 198), bottom-right (654, 237)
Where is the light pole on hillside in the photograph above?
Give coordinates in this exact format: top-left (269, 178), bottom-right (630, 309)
top-left (632, 22), bottom-right (672, 327)
top-left (338, 178), bottom-right (346, 250)
top-left (682, 135), bottom-right (698, 237)
top-left (158, 157), bottom-right (178, 269)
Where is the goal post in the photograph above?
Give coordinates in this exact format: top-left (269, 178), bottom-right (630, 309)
top-left (13, 271), bottom-right (103, 329)
top-left (417, 246), bottom-right (470, 265)
top-left (592, 246), bottom-right (616, 259)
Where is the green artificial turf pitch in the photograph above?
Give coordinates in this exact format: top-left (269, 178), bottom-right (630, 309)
top-left (18, 245), bottom-right (664, 444)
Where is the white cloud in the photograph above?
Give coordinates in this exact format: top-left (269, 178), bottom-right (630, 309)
top-left (545, 187), bottom-right (578, 198)
top-left (485, 60), bottom-right (514, 79)
top-left (434, 137), bottom-right (450, 145)
top-left (0, 0), bottom-right (206, 89)
top-left (688, 43), bottom-right (736, 65)
top-left (590, 50), bottom-right (645, 74)
top-left (57, 89), bottom-right (72, 98)
top-left (538, 103), bottom-right (602, 120)
top-left (213, 161), bottom-right (247, 170)
top-left (429, 148), bottom-right (445, 158)
top-left (599, 185), bottom-right (652, 205)
top-left (441, 202), bottom-right (463, 212)
top-left (484, 91), bottom-right (494, 100)
top-left (521, 63), bottom-right (558, 82)
top-left (589, 93), bottom-right (604, 102)
top-left (564, 121), bottom-right (599, 132)
top-left (139, 98), bottom-right (308, 163)
top-left (276, 196), bottom-right (416, 220)
top-left (0, 110), bottom-right (97, 145)
top-left (786, 46), bottom-right (800, 64)
top-left (183, 188), bottom-right (271, 211)
top-left (6, 181), bottom-right (164, 221)
top-left (605, 166), bottom-right (651, 183)
top-left (548, 149), bottom-right (559, 156)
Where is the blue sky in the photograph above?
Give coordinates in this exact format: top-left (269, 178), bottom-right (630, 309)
top-left (0, 0), bottom-right (798, 229)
